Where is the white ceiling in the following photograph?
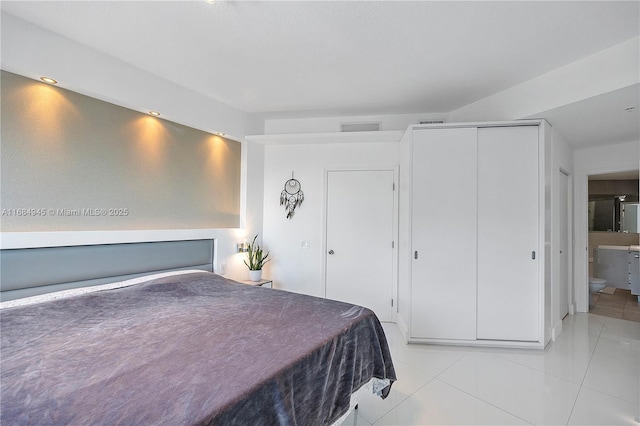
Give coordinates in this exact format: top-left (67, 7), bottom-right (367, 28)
top-left (2, 0), bottom-right (639, 146)
top-left (529, 84), bottom-right (640, 148)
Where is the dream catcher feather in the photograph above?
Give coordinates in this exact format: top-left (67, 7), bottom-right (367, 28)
top-left (280, 172), bottom-right (304, 219)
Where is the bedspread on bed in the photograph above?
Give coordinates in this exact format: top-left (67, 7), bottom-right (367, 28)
top-left (0, 272), bottom-right (396, 425)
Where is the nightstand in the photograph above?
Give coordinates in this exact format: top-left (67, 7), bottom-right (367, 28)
top-left (233, 279), bottom-right (273, 288)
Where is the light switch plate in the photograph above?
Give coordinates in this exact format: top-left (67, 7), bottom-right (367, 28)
top-left (300, 240), bottom-right (310, 249)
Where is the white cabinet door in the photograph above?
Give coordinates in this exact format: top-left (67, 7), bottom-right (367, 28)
top-left (477, 126), bottom-right (540, 342)
top-left (411, 128), bottom-right (478, 340)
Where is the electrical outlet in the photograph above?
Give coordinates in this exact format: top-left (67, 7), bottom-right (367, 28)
top-left (300, 240), bottom-right (310, 249)
top-left (219, 263), bottom-right (227, 275)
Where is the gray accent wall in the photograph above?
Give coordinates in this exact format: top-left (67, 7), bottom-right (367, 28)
top-left (1, 71), bottom-right (241, 231)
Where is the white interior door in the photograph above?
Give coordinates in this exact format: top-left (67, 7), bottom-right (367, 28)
top-left (477, 126), bottom-right (540, 342)
top-left (559, 171), bottom-right (569, 319)
top-left (325, 170), bottom-right (394, 322)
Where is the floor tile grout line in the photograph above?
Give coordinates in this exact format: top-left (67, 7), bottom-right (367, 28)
top-left (366, 374), bottom-right (439, 426)
top-left (565, 317), bottom-right (605, 425)
top-left (480, 346), bottom-right (594, 386)
top-left (431, 352), bottom-right (540, 425)
top-left (591, 288), bottom-right (640, 323)
top-left (378, 316), bottom-right (639, 426)
top-left (363, 356), bottom-right (437, 425)
top-left (579, 381), bottom-right (640, 406)
top-left (429, 377), bottom-right (535, 425)
top-left (435, 332), bottom-right (594, 425)
top-left (468, 347), bottom-right (587, 389)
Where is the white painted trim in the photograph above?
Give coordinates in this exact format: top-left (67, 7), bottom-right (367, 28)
top-left (575, 172), bottom-right (590, 313)
top-left (239, 139), bottom-right (248, 229)
top-left (574, 165), bottom-right (640, 313)
top-left (541, 121), bottom-right (551, 346)
top-left (407, 337), bottom-right (546, 350)
top-left (409, 119), bottom-right (544, 132)
top-left (0, 229), bottom-right (231, 249)
top-left (563, 169), bottom-right (574, 325)
top-left (396, 315), bottom-right (409, 344)
top-left (551, 318), bottom-right (563, 342)
top-left (246, 130), bottom-right (403, 145)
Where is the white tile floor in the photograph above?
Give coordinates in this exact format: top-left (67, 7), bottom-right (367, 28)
top-left (343, 313), bottom-right (640, 426)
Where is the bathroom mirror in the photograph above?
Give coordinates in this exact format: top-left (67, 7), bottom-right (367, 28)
top-left (588, 195), bottom-right (639, 232)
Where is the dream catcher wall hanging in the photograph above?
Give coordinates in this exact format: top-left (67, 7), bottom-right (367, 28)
top-left (280, 172), bottom-right (304, 219)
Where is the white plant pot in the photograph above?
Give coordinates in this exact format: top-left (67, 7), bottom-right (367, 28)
top-left (248, 270), bottom-right (262, 282)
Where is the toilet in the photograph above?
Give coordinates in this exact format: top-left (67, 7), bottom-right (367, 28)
top-left (589, 277), bottom-right (607, 306)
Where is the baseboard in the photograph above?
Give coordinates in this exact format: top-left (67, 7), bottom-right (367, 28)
top-left (551, 318), bottom-right (563, 342)
top-left (396, 315), bottom-right (409, 344)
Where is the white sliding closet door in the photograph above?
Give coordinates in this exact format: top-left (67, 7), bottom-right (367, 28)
top-left (411, 128), bottom-right (478, 340)
top-left (477, 126), bottom-right (540, 342)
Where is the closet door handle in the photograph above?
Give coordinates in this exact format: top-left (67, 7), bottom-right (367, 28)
top-left (531, 251), bottom-right (536, 260)
top-left (414, 251), bottom-right (418, 260)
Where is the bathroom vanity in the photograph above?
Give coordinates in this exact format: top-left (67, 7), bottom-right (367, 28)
top-left (594, 245), bottom-right (632, 289)
top-left (630, 246), bottom-right (640, 300)
top-left (594, 245), bottom-right (640, 301)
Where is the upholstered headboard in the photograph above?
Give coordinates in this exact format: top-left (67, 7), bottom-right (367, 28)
top-left (0, 239), bottom-right (214, 301)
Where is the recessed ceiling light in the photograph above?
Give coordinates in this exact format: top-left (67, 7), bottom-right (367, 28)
top-left (215, 132), bottom-right (226, 136)
top-left (149, 111), bottom-right (161, 117)
top-left (40, 77), bottom-right (57, 85)
top-left (205, 0), bottom-right (215, 4)
top-left (625, 106), bottom-right (636, 112)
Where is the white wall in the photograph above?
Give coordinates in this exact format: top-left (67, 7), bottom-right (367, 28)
top-left (550, 130), bottom-right (575, 339)
top-left (261, 139), bottom-right (400, 296)
top-left (264, 112), bottom-right (447, 134)
top-left (226, 140), bottom-right (266, 281)
top-left (573, 140), bottom-right (640, 312)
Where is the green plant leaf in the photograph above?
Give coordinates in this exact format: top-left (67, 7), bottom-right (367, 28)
top-left (244, 234), bottom-right (270, 270)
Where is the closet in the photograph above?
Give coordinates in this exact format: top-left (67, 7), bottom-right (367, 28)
top-left (401, 121), bottom-right (550, 348)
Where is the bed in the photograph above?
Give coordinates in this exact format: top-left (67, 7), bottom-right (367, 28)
top-left (0, 239), bottom-right (396, 425)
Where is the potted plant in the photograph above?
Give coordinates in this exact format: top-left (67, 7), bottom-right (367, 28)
top-left (244, 234), bottom-right (270, 281)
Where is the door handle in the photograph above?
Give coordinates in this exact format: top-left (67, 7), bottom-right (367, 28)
top-left (531, 251), bottom-right (536, 260)
top-left (328, 250), bottom-right (335, 255)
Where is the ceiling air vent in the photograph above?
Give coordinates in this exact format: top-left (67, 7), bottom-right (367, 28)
top-left (340, 122), bottom-right (381, 132)
top-left (418, 119), bottom-right (445, 125)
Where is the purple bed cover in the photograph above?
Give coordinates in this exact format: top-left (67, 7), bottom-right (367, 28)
top-left (1, 272), bottom-right (396, 425)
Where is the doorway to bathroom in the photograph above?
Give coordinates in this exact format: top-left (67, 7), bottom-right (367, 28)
top-left (587, 170), bottom-right (640, 323)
